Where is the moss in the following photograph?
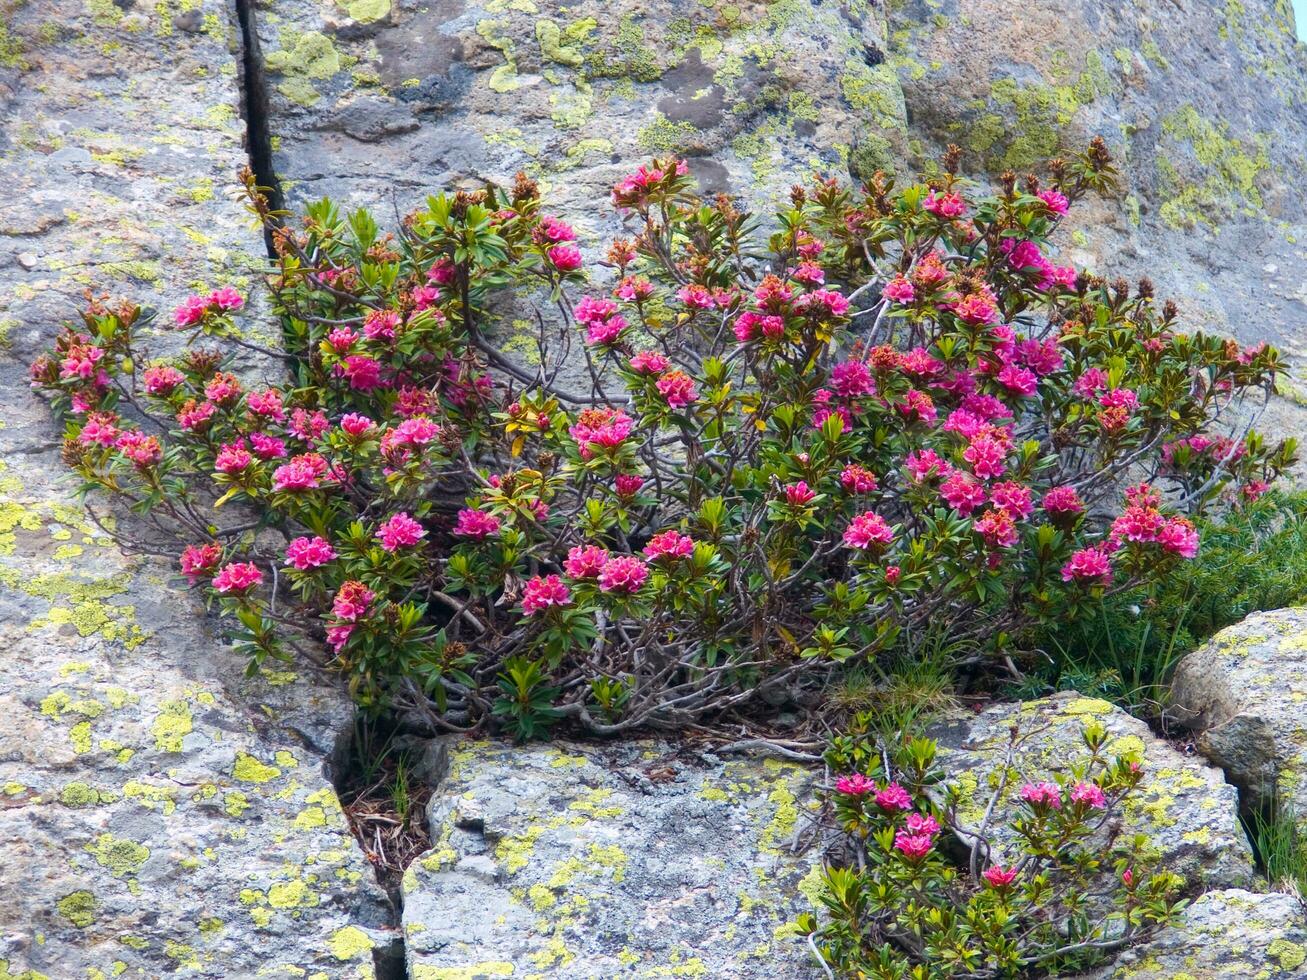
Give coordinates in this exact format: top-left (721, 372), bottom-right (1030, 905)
top-left (1269, 939), bottom-right (1306, 970)
top-left (56, 890), bottom-right (97, 928)
top-left (86, 833), bottom-right (149, 878)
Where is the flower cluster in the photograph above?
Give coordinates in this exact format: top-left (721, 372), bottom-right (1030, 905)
top-left (29, 150), bottom-right (1293, 732)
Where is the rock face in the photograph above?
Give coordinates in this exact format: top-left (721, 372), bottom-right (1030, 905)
top-left (0, 2), bottom-right (391, 976)
top-left (929, 692), bottom-right (1256, 891)
top-left (256, 0), bottom-right (908, 236)
top-left (1082, 888), bottom-right (1307, 979)
top-left (1170, 606), bottom-right (1307, 823)
top-left (401, 739), bottom-right (822, 978)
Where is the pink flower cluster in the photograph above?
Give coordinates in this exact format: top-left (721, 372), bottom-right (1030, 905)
top-left (174, 287), bottom-right (243, 327)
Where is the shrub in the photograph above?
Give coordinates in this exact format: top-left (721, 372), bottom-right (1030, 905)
top-left (29, 146), bottom-right (1294, 736)
top-left (801, 721), bottom-right (1185, 978)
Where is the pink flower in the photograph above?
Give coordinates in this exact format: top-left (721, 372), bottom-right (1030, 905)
top-left (974, 507), bottom-right (1018, 549)
top-left (784, 482), bottom-right (816, 506)
top-left (412, 285), bottom-right (441, 311)
top-left (115, 431), bottom-right (163, 467)
top-left (905, 450), bottom-right (952, 483)
top-left (204, 373), bottom-right (242, 405)
top-left (376, 512), bottom-right (426, 551)
top-left (940, 472), bottom-right (987, 516)
top-left (1042, 486), bottom-right (1085, 517)
top-left (873, 781), bottom-right (913, 812)
top-left (989, 481), bottom-right (1033, 520)
top-left (1157, 517), bottom-right (1199, 558)
top-left (392, 416), bottom-right (440, 446)
top-left (364, 309), bottom-right (400, 342)
top-left (1017, 338), bottom-right (1064, 376)
top-left (1122, 868), bottom-right (1134, 887)
top-left (1073, 368), bottom-right (1109, 399)
top-left (899, 389), bottom-right (937, 424)
top-left (905, 812), bottom-right (940, 837)
top-left (285, 536), bottom-right (336, 570)
top-left (1242, 480), bottom-right (1270, 502)
top-left (963, 434), bottom-right (1008, 480)
top-left (247, 389), bottom-right (286, 423)
top-left (598, 555), bottom-right (649, 594)
top-left (844, 511), bottom-right (894, 551)
top-left (629, 351), bottom-right (670, 375)
top-left (797, 289), bottom-right (851, 318)
top-left (643, 529), bottom-right (695, 561)
top-left (677, 283), bottom-right (715, 309)
top-left (522, 574), bottom-right (572, 616)
top-left (575, 296), bottom-right (620, 326)
top-left (272, 457), bottom-right (321, 492)
top-left (586, 315), bottom-right (629, 346)
top-left (569, 407), bottom-right (633, 457)
top-left (882, 275), bottom-right (915, 304)
top-left (180, 542), bottom-right (222, 583)
top-left (1069, 781), bottom-right (1107, 809)
top-left (564, 544), bottom-right (610, 579)
top-left (453, 508), bottom-right (501, 539)
top-left (340, 413), bottom-right (375, 438)
top-left (215, 440), bottom-right (253, 474)
top-left (884, 565), bottom-right (901, 585)
top-left (835, 773), bottom-right (875, 796)
top-left (212, 561), bottom-right (262, 595)
top-left (332, 580), bottom-right (375, 621)
top-left (615, 276), bottom-right (655, 302)
top-left (327, 326), bottom-right (358, 352)
top-left (831, 360), bottom-right (874, 399)
top-left (547, 244), bottom-right (583, 272)
top-left (615, 474), bottom-right (645, 499)
top-left (427, 258), bottom-right (456, 285)
top-left (177, 400), bottom-right (217, 432)
top-left (1038, 189), bottom-right (1070, 215)
top-left (79, 411), bottom-right (120, 447)
top-left (655, 371), bottom-right (698, 409)
top-left (953, 292), bottom-right (998, 326)
top-left (173, 295), bottom-right (209, 327)
top-left (143, 365), bottom-right (185, 396)
top-left (538, 216), bottom-right (576, 243)
top-left (983, 865), bottom-right (1019, 888)
top-left (923, 190), bottom-right (966, 219)
top-left (840, 464), bottom-right (878, 494)
top-left (996, 363), bottom-right (1038, 397)
top-left (249, 432), bottom-right (287, 460)
top-left (326, 623), bottom-right (355, 653)
top-left (894, 831), bottom-right (934, 862)
top-left (209, 286), bottom-right (244, 311)
top-left (290, 408), bottom-right (329, 443)
top-left (1062, 547), bottom-right (1112, 584)
top-left (341, 355), bottom-right (383, 391)
top-left (1099, 387), bottom-right (1139, 411)
top-left (1019, 781), bottom-right (1062, 810)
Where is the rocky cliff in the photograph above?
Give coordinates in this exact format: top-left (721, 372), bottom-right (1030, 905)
top-left (1, 0), bottom-right (1305, 976)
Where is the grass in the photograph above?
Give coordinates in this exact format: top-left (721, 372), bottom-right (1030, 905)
top-left (1250, 805), bottom-right (1307, 898)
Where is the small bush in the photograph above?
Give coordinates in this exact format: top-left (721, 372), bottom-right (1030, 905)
top-left (30, 146), bottom-right (1294, 736)
top-left (802, 721), bottom-right (1185, 978)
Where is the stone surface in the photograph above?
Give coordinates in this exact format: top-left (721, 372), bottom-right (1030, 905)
top-left (256, 0), bottom-right (908, 237)
top-left (1082, 888), bottom-right (1307, 979)
top-left (401, 739), bottom-right (822, 978)
top-left (1170, 606), bottom-right (1307, 824)
top-left (0, 2), bottom-right (391, 976)
top-left (929, 692), bottom-right (1256, 891)
top-left (887, 0), bottom-right (1307, 447)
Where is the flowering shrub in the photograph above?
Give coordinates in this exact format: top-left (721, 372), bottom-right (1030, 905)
top-left (30, 145), bottom-right (1294, 735)
top-left (799, 721), bottom-right (1185, 977)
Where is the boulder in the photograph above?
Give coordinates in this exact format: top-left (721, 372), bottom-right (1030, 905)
top-left (929, 692), bottom-right (1256, 890)
top-left (401, 739), bottom-right (822, 978)
top-left (256, 0), bottom-right (910, 236)
top-left (1083, 888), bottom-right (1307, 979)
top-left (1170, 606), bottom-right (1307, 823)
top-left (0, 2), bottom-right (392, 975)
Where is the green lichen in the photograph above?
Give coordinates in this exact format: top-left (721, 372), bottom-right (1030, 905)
top-left (57, 890), bottom-right (97, 928)
top-left (344, 0), bottom-right (389, 23)
top-left (1269, 938), bottom-right (1306, 970)
top-left (233, 752), bottom-right (281, 783)
top-left (264, 31), bottom-right (348, 106)
top-left (86, 833), bottom-right (149, 878)
top-left (327, 925), bottom-right (374, 961)
top-left (1157, 105), bottom-right (1270, 229)
top-left (59, 782), bottom-right (113, 807)
top-left (151, 699), bottom-right (192, 752)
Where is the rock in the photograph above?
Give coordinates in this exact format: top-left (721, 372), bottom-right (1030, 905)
top-left (402, 739), bottom-right (822, 978)
top-left (1082, 888), bottom-right (1307, 978)
top-left (257, 0), bottom-right (909, 239)
top-left (886, 0), bottom-right (1307, 450)
top-left (15, 252), bottom-right (37, 271)
top-left (0, 2), bottom-right (392, 975)
top-left (1170, 606), bottom-right (1307, 823)
top-left (929, 692), bottom-right (1256, 890)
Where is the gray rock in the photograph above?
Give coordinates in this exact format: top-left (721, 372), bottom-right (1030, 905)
top-left (930, 692), bottom-right (1256, 891)
top-left (0, 1), bottom-right (392, 975)
top-left (402, 739), bottom-right (822, 978)
top-left (1170, 607), bottom-right (1307, 824)
top-left (1081, 888), bottom-right (1307, 978)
